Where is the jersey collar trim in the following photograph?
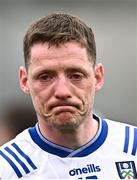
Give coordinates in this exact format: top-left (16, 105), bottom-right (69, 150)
top-left (28, 114), bottom-right (108, 157)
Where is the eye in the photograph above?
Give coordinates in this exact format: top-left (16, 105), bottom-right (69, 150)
top-left (39, 74), bottom-right (53, 81)
top-left (70, 72), bottom-right (84, 81)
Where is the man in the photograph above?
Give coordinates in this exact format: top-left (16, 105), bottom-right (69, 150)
top-left (0, 13), bottom-right (137, 179)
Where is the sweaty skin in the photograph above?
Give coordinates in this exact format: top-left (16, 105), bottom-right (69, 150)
top-left (19, 42), bottom-right (104, 149)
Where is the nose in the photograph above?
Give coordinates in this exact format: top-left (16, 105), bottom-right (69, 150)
top-left (54, 76), bottom-right (72, 100)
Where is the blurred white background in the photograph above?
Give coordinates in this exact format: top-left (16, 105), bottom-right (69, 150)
top-left (0, 0), bottom-right (136, 126)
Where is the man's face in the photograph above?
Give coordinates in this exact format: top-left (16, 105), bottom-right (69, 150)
top-left (19, 42), bottom-right (104, 130)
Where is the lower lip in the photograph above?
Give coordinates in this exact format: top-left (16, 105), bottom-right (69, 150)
top-left (52, 106), bottom-right (76, 112)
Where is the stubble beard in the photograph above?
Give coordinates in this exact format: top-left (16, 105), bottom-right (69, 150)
top-left (39, 101), bottom-right (91, 130)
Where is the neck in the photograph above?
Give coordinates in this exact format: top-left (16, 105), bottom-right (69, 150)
top-left (38, 116), bottom-right (99, 150)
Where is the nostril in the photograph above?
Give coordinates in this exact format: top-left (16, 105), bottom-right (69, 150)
top-left (55, 93), bottom-right (72, 100)
top-left (54, 87), bottom-right (72, 100)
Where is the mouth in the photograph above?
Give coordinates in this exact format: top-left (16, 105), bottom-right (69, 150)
top-left (44, 101), bottom-right (86, 116)
top-left (49, 103), bottom-right (80, 111)
top-left (51, 105), bottom-right (78, 116)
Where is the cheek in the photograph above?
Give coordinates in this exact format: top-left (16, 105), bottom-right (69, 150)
top-left (76, 82), bottom-right (95, 111)
top-left (30, 91), bottom-right (48, 117)
top-left (81, 81), bottom-right (95, 100)
top-left (28, 81), bottom-right (49, 100)
top-left (28, 83), bottom-right (44, 110)
top-left (85, 86), bottom-right (95, 107)
top-left (29, 83), bottom-right (54, 113)
top-left (84, 84), bottom-right (96, 113)
top-left (85, 82), bottom-right (96, 107)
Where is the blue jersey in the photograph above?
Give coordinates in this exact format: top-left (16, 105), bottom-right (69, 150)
top-left (0, 114), bottom-right (137, 179)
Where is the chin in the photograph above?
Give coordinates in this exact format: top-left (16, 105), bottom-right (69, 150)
top-left (53, 121), bottom-right (79, 131)
top-left (51, 112), bottom-right (82, 130)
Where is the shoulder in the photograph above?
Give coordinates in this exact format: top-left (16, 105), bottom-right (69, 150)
top-left (104, 118), bottom-right (137, 131)
top-left (104, 118), bottom-right (137, 156)
top-left (0, 128), bottom-right (38, 178)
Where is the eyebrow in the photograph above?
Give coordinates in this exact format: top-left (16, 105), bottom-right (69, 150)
top-left (31, 63), bottom-right (92, 76)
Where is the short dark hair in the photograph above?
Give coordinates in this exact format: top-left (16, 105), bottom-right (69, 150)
top-left (23, 13), bottom-right (96, 69)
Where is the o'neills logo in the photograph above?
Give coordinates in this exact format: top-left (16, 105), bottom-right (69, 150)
top-left (69, 164), bottom-right (101, 176)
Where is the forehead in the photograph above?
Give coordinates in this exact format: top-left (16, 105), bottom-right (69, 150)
top-left (29, 42), bottom-right (92, 70)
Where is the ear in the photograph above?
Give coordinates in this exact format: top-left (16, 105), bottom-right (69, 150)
top-left (19, 66), bottom-right (30, 95)
top-left (95, 63), bottom-right (104, 92)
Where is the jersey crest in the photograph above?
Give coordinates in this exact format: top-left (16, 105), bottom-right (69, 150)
top-left (116, 161), bottom-right (137, 179)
